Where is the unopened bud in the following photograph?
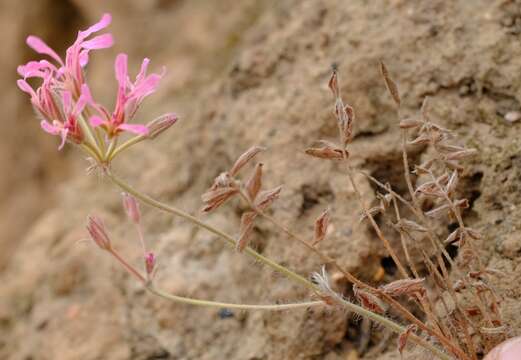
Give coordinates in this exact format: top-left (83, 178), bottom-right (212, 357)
top-left (145, 252), bottom-right (156, 275)
top-left (86, 216), bottom-right (111, 250)
top-left (146, 113), bottom-right (178, 139)
top-left (122, 193), bottom-right (141, 224)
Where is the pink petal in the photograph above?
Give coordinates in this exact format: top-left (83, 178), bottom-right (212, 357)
top-left (16, 79), bottom-right (37, 99)
top-left (135, 58), bottom-right (150, 83)
top-left (40, 120), bottom-right (60, 135)
top-left (74, 84), bottom-right (92, 115)
top-left (62, 91), bottom-right (72, 115)
top-left (26, 36), bottom-right (63, 65)
top-left (130, 74), bottom-right (162, 100)
top-left (81, 34), bottom-right (114, 50)
top-left (79, 50), bottom-right (89, 67)
top-left (115, 53), bottom-right (128, 89)
top-left (58, 128), bottom-right (69, 150)
top-left (78, 13), bottom-right (112, 40)
top-left (118, 123), bottom-right (149, 135)
top-left (89, 116), bottom-right (106, 127)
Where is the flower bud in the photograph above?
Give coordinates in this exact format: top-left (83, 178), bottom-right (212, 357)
top-left (145, 251), bottom-right (156, 275)
top-left (146, 113), bottom-right (178, 139)
top-left (86, 216), bottom-right (111, 250)
top-left (122, 193), bottom-right (141, 224)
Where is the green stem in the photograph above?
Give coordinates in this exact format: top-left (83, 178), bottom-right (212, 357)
top-left (103, 170), bottom-right (451, 359)
top-left (109, 247), bottom-right (323, 311)
top-left (108, 135), bottom-right (146, 162)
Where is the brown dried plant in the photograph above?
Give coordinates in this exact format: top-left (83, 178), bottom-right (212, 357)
top-left (200, 65), bottom-right (508, 359)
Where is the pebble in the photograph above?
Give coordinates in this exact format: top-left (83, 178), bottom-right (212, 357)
top-left (504, 111), bottom-right (521, 123)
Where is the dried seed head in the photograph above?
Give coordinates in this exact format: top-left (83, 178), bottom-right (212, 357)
top-left (379, 61), bottom-right (401, 107)
top-left (353, 285), bottom-right (388, 314)
top-left (201, 187), bottom-right (238, 213)
top-left (398, 325), bottom-right (417, 355)
top-left (236, 211), bottom-right (257, 252)
top-left (313, 208), bottom-right (330, 246)
top-left (311, 266), bottom-right (340, 305)
top-left (146, 113), bottom-right (178, 139)
top-left (122, 193), bottom-right (141, 224)
top-left (245, 163), bottom-right (263, 202)
top-left (229, 146), bottom-right (266, 176)
top-left (305, 140), bottom-right (346, 160)
top-left (211, 172), bottom-right (233, 189)
top-left (380, 278), bottom-right (426, 298)
top-left (254, 186), bottom-right (282, 210)
top-left (86, 216), bottom-right (112, 251)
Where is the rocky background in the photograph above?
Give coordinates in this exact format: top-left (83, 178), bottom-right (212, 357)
top-left (2, 1), bottom-right (521, 359)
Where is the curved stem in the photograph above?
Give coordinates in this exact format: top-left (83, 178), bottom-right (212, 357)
top-left (101, 169), bottom-right (454, 358)
top-left (109, 247), bottom-right (323, 311)
top-left (105, 169), bottom-right (315, 292)
top-left (108, 135), bottom-right (146, 162)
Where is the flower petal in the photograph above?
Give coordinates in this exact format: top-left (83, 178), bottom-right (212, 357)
top-left (79, 50), bottom-right (89, 67)
top-left (81, 34), bottom-right (114, 50)
top-left (74, 84), bottom-right (93, 115)
top-left (58, 128), bottom-right (69, 150)
top-left (17, 79), bottom-right (36, 98)
top-left (115, 53), bottom-right (128, 89)
top-left (135, 58), bottom-right (150, 83)
top-left (118, 123), bottom-right (149, 135)
top-left (62, 91), bottom-right (72, 115)
top-left (78, 13), bottom-right (112, 40)
top-left (26, 36), bottom-right (63, 65)
top-left (89, 115), bottom-right (106, 127)
top-left (40, 120), bottom-right (60, 135)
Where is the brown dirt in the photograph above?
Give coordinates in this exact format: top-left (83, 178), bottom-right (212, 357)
top-left (2, 1), bottom-right (521, 359)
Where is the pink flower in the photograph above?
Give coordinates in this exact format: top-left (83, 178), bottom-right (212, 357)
top-left (18, 13), bottom-right (113, 97)
top-left (89, 53), bottom-right (164, 137)
top-left (40, 84), bottom-right (93, 149)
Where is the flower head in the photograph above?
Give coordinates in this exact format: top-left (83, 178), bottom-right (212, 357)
top-left (89, 54), bottom-right (165, 137)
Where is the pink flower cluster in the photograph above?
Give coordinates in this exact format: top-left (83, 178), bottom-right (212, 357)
top-left (17, 13), bottom-right (171, 150)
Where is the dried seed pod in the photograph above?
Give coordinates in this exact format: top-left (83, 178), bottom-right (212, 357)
top-left (328, 70), bottom-right (340, 98)
top-left (229, 146), bottom-right (266, 176)
top-left (413, 158), bottom-right (436, 175)
top-left (446, 170), bottom-right (459, 195)
top-left (444, 228), bottom-right (461, 244)
top-left (399, 118), bottom-right (422, 129)
top-left (425, 203), bottom-right (450, 218)
top-left (313, 208), bottom-right (330, 246)
top-left (245, 163), bottom-right (263, 202)
top-left (201, 187), bottom-right (238, 212)
top-left (380, 278), bottom-right (426, 298)
top-left (435, 143), bottom-right (465, 154)
top-left (397, 219), bottom-right (428, 233)
top-left (353, 285), bottom-right (388, 314)
top-left (444, 159), bottom-right (464, 171)
top-left (398, 325), bottom-right (417, 356)
top-left (408, 134), bottom-right (431, 146)
top-left (211, 172), bottom-right (232, 189)
top-left (379, 61), bottom-right (401, 107)
top-left (445, 148), bottom-right (478, 161)
top-left (255, 186), bottom-right (282, 210)
top-left (236, 211), bottom-right (257, 252)
top-left (359, 206), bottom-right (384, 223)
top-left (305, 140), bottom-right (346, 160)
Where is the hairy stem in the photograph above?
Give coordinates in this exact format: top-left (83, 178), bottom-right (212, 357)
top-left (108, 247), bottom-right (323, 311)
top-left (102, 170), bottom-right (452, 358)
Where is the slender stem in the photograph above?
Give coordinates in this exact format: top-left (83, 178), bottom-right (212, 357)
top-left (108, 247), bottom-right (324, 311)
top-left (334, 295), bottom-right (451, 360)
top-left (78, 114), bottom-right (102, 156)
top-left (101, 170), bottom-right (455, 358)
top-left (104, 169), bottom-right (315, 292)
top-left (108, 135), bottom-right (146, 162)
